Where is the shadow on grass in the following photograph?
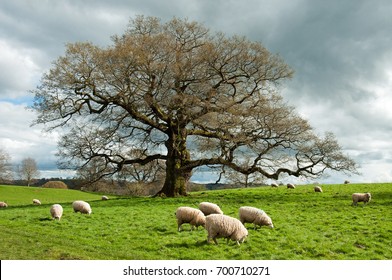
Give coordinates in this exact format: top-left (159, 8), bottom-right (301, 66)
top-left (38, 217), bottom-right (53, 221)
top-left (165, 238), bottom-right (247, 249)
top-left (165, 239), bottom-right (209, 248)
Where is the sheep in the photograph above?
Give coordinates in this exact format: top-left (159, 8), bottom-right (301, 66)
top-left (239, 206), bottom-right (274, 229)
top-left (205, 214), bottom-right (248, 245)
top-left (72, 200), bottom-right (92, 214)
top-left (352, 193), bottom-right (371, 206)
top-left (50, 204), bottom-right (63, 220)
top-left (314, 186), bottom-right (323, 193)
top-left (175, 206), bottom-right (206, 231)
top-left (101, 195), bottom-right (109, 201)
top-left (271, 182), bottom-right (279, 188)
top-left (0, 201), bottom-right (8, 208)
top-left (199, 202), bottom-right (223, 216)
top-left (33, 199), bottom-right (41, 205)
top-left (287, 183), bottom-right (295, 189)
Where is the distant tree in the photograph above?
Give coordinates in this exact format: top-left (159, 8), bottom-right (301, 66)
top-left (116, 149), bottom-right (166, 184)
top-left (19, 157), bottom-right (40, 186)
top-left (222, 158), bottom-right (266, 188)
top-left (0, 149), bottom-right (13, 181)
top-left (32, 16), bottom-right (358, 197)
top-left (75, 157), bottom-right (106, 183)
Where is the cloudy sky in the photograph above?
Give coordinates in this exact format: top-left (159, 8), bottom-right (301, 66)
top-left (1, 0), bottom-right (392, 184)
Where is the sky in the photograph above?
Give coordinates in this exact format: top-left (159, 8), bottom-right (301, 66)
top-left (1, 0), bottom-right (392, 184)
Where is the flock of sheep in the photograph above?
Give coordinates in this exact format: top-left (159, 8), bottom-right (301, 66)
top-left (49, 200), bottom-right (93, 220)
top-left (175, 202), bottom-right (274, 245)
top-left (174, 185), bottom-right (372, 246)
top-left (0, 196), bottom-right (110, 219)
top-left (0, 185), bottom-right (372, 247)
top-left (272, 183), bottom-right (371, 206)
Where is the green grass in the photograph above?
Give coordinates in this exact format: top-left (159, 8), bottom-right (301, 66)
top-left (0, 183), bottom-right (391, 260)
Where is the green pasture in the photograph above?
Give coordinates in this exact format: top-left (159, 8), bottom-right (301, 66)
top-left (0, 183), bottom-right (391, 260)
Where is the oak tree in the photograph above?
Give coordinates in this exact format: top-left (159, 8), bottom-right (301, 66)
top-left (32, 16), bottom-right (357, 196)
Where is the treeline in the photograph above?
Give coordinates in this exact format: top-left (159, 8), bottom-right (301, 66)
top-left (0, 177), bottom-right (270, 196)
top-left (0, 178), bottom-right (82, 190)
top-left (0, 177), bottom-right (209, 195)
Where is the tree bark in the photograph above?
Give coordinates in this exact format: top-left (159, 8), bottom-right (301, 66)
top-left (155, 127), bottom-right (192, 197)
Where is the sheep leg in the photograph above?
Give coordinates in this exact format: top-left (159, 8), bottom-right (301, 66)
top-left (207, 235), bottom-right (217, 244)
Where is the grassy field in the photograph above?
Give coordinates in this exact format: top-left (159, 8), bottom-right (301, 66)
top-left (0, 183), bottom-right (391, 260)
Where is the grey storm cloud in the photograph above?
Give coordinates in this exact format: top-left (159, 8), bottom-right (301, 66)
top-left (1, 0), bottom-right (392, 182)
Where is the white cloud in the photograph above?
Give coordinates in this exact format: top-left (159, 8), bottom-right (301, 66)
top-left (0, 102), bottom-right (59, 171)
top-left (0, 40), bottom-right (42, 99)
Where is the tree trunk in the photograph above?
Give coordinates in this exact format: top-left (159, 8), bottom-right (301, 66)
top-left (155, 127), bottom-right (191, 197)
top-left (158, 159), bottom-right (191, 197)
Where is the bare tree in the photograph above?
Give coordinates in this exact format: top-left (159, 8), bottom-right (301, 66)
top-left (0, 149), bottom-right (13, 181)
top-left (76, 150), bottom-right (164, 187)
top-left (31, 16), bottom-right (357, 197)
top-left (222, 158), bottom-right (266, 188)
top-left (19, 157), bottom-right (40, 186)
top-left (117, 149), bottom-right (165, 184)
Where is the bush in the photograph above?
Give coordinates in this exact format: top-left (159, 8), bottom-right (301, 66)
top-left (42, 181), bottom-right (68, 189)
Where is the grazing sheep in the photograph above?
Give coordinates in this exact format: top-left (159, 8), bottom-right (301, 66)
top-left (199, 202), bottom-right (223, 216)
top-left (72, 200), bottom-right (92, 214)
top-left (352, 193), bottom-right (371, 206)
top-left (175, 206), bottom-right (206, 231)
top-left (0, 201), bottom-right (8, 208)
top-left (239, 206), bottom-right (274, 229)
top-left (101, 195), bottom-right (109, 200)
top-left (33, 199), bottom-right (41, 205)
top-left (287, 183), bottom-right (295, 189)
top-left (50, 204), bottom-right (63, 220)
top-left (314, 186), bottom-right (323, 193)
top-left (205, 214), bottom-right (248, 245)
top-left (271, 183), bottom-right (279, 188)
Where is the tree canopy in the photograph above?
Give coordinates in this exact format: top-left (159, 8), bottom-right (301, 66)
top-left (32, 16), bottom-right (357, 196)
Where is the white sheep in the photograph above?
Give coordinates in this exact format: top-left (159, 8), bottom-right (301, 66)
top-left (239, 206), bottom-right (274, 229)
top-left (287, 183), bottom-right (295, 189)
top-left (314, 186), bottom-right (323, 193)
top-left (205, 214), bottom-right (248, 245)
top-left (175, 206), bottom-right (206, 231)
top-left (199, 202), bottom-right (223, 216)
top-left (352, 193), bottom-right (371, 206)
top-left (0, 201), bottom-right (8, 208)
top-left (33, 199), bottom-right (41, 205)
top-left (72, 200), bottom-right (92, 214)
top-left (271, 183), bottom-right (279, 188)
top-left (50, 204), bottom-right (63, 220)
top-left (101, 195), bottom-right (109, 201)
